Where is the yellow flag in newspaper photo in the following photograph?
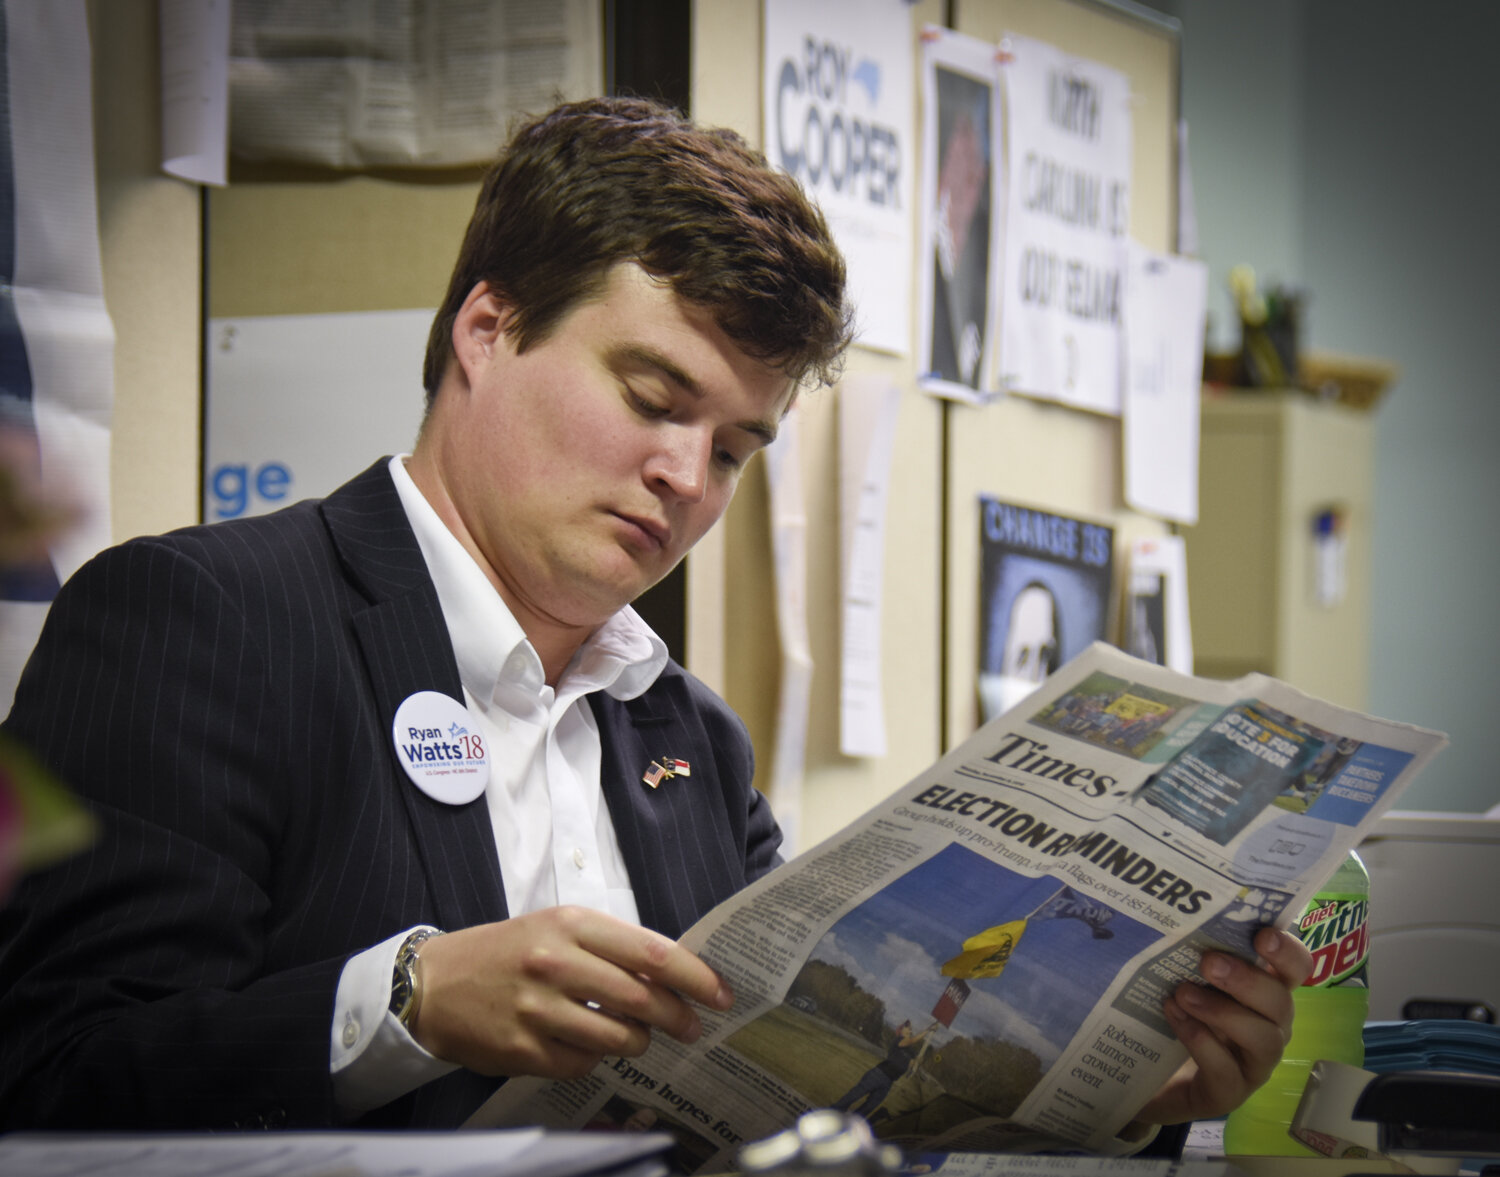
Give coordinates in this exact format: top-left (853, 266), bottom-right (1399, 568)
top-left (941, 917), bottom-right (1028, 979)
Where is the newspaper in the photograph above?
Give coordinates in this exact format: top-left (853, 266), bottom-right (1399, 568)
top-left (468, 643), bottom-right (1445, 1172)
top-left (228, 0), bottom-right (601, 169)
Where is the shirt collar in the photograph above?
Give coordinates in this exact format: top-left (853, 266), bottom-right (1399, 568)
top-left (387, 456), bottom-right (668, 703)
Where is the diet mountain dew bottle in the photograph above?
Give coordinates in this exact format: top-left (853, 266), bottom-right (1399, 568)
top-left (1223, 851), bottom-right (1370, 1156)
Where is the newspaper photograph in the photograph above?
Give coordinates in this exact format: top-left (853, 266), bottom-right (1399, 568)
top-left (469, 643), bottom-right (1446, 1172)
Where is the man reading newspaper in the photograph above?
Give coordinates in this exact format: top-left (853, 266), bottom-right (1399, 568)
top-left (0, 97), bottom-right (1313, 1153)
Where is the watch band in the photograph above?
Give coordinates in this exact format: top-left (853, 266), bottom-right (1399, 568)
top-left (389, 926), bottom-right (441, 1031)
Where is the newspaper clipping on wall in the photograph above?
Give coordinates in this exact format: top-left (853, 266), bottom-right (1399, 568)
top-left (228, 0), bottom-right (602, 168)
top-left (469, 643), bottom-right (1445, 1172)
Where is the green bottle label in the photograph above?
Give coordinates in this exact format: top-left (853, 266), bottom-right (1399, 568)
top-left (1296, 892), bottom-right (1369, 987)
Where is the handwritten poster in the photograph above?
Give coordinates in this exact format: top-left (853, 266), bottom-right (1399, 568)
top-left (999, 35), bottom-right (1132, 414)
top-left (764, 0), bottom-right (915, 355)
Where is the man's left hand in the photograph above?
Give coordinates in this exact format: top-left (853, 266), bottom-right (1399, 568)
top-left (1136, 926), bottom-right (1315, 1125)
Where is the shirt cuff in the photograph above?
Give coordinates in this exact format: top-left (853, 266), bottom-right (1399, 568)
top-left (330, 925), bottom-right (459, 1117)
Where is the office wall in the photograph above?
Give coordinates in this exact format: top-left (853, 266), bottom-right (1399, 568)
top-left (941, 0), bottom-right (1178, 751)
top-left (1161, 0), bottom-right (1500, 813)
top-left (695, 0), bottom-right (1181, 850)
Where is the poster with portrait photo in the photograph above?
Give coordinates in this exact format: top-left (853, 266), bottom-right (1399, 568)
top-left (917, 27), bottom-right (1003, 403)
top-left (977, 497), bottom-right (1114, 723)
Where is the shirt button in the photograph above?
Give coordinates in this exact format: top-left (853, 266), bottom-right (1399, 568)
top-left (341, 1019), bottom-right (360, 1048)
top-left (572, 847), bottom-right (586, 870)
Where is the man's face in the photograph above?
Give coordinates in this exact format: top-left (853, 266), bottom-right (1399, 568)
top-left (437, 264), bottom-right (794, 635)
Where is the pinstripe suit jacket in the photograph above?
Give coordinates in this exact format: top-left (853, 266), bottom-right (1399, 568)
top-left (0, 459), bottom-right (781, 1130)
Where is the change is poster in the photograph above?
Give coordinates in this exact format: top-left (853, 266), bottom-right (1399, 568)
top-left (977, 497), bottom-right (1114, 722)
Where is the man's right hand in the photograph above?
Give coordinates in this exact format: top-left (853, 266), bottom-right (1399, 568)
top-left (407, 907), bottom-right (733, 1080)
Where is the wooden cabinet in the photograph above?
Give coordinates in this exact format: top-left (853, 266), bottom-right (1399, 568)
top-left (1182, 391), bottom-right (1375, 710)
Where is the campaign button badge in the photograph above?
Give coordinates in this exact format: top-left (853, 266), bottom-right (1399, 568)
top-left (392, 691), bottom-right (489, 804)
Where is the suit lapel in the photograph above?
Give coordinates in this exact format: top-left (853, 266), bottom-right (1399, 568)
top-left (323, 461), bottom-right (509, 934)
top-left (594, 680), bottom-right (738, 939)
top-left (597, 689), bottom-right (682, 935)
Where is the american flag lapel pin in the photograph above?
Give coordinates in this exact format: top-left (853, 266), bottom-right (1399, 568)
top-left (642, 757), bottom-right (691, 789)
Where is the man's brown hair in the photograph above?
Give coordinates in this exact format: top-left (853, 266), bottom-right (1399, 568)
top-left (422, 97), bottom-right (852, 400)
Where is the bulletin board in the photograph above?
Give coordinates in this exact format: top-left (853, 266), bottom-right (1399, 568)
top-left (693, 0), bottom-right (1181, 849)
top-left (941, 0), bottom-right (1180, 749)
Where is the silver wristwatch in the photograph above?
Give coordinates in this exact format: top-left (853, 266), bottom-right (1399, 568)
top-left (389, 927), bottom-right (441, 1030)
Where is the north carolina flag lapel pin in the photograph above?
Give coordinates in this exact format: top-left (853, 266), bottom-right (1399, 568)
top-left (642, 757), bottom-right (691, 789)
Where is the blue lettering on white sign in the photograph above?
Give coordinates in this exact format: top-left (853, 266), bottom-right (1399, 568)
top-left (774, 36), bottom-right (901, 207)
top-left (210, 461), bottom-right (292, 519)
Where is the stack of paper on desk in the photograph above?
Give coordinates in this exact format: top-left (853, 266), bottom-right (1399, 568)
top-left (0, 1129), bottom-right (670, 1177)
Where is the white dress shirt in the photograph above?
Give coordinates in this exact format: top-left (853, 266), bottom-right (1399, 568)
top-left (330, 456), bottom-right (669, 1115)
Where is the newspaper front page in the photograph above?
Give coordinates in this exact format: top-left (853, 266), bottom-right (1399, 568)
top-left (469, 644), bottom-right (1445, 1172)
top-left (228, 0), bottom-right (601, 168)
